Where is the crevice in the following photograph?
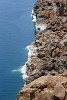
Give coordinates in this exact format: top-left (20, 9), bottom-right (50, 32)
top-left (30, 92), bottom-right (35, 100)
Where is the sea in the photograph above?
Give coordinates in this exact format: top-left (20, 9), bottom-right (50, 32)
top-left (0, 0), bottom-right (36, 100)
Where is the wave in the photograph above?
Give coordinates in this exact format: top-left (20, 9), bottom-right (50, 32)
top-left (12, 44), bottom-right (35, 80)
top-left (12, 62), bottom-right (28, 80)
top-left (19, 45), bottom-right (32, 80)
top-left (12, 69), bottom-right (21, 73)
top-left (26, 44), bottom-right (37, 60)
top-left (20, 62), bottom-right (28, 80)
top-left (26, 45), bottom-right (30, 50)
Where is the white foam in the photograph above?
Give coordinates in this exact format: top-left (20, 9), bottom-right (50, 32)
top-left (12, 44), bottom-right (37, 80)
top-left (26, 45), bottom-right (30, 50)
top-left (20, 62), bottom-right (28, 80)
top-left (12, 64), bottom-right (28, 80)
top-left (12, 69), bottom-right (21, 73)
top-left (26, 45), bottom-right (37, 60)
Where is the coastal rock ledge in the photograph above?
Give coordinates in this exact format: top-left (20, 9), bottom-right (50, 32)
top-left (17, 0), bottom-right (67, 100)
top-left (17, 75), bottom-right (67, 100)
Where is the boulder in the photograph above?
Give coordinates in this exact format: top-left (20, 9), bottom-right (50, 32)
top-left (17, 76), bottom-right (67, 100)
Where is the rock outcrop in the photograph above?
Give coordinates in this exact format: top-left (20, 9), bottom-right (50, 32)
top-left (26, 14), bottom-right (67, 84)
top-left (17, 0), bottom-right (67, 100)
top-left (17, 75), bottom-right (67, 100)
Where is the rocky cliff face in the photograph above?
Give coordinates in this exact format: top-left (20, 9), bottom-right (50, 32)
top-left (17, 0), bottom-right (67, 100)
top-left (26, 17), bottom-right (67, 84)
top-left (17, 75), bottom-right (67, 100)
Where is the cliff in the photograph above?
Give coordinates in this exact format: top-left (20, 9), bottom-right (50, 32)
top-left (17, 0), bottom-right (67, 100)
top-left (17, 75), bottom-right (67, 100)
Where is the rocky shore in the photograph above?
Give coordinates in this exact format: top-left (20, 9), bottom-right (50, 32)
top-left (17, 0), bottom-right (67, 100)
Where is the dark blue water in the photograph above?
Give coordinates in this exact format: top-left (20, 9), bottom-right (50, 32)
top-left (0, 0), bottom-right (36, 100)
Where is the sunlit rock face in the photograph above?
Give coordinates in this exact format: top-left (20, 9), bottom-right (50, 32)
top-left (17, 75), bottom-right (67, 100)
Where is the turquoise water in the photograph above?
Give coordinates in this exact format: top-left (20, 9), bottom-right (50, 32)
top-left (0, 0), bottom-right (36, 100)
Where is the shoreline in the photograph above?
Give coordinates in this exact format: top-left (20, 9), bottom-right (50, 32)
top-left (20, 42), bottom-right (38, 81)
top-left (17, 0), bottom-right (67, 100)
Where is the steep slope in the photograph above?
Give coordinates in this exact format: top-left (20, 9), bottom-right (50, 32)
top-left (17, 0), bottom-right (67, 100)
